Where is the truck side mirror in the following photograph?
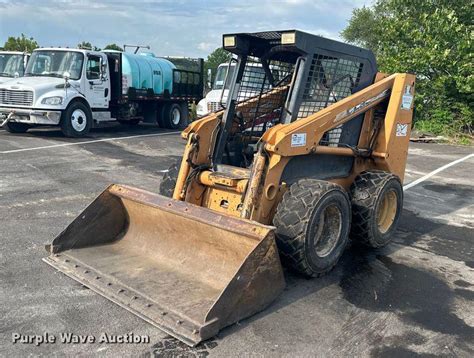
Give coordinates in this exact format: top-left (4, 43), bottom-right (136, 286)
top-left (100, 58), bottom-right (107, 81)
top-left (207, 68), bottom-right (212, 89)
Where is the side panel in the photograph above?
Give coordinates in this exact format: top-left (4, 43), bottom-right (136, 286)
top-left (373, 73), bottom-right (416, 181)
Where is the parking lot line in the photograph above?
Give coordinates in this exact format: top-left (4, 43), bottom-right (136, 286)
top-left (0, 131), bottom-right (180, 154)
top-left (404, 152), bottom-right (473, 191)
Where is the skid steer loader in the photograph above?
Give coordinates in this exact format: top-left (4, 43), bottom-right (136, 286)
top-left (44, 30), bottom-right (415, 346)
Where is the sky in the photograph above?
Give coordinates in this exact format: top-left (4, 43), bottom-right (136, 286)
top-left (0, 0), bottom-right (371, 58)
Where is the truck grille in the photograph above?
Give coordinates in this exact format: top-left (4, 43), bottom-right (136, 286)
top-left (0, 89), bottom-right (34, 106)
top-left (208, 101), bottom-right (224, 113)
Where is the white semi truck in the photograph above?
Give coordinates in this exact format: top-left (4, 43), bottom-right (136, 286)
top-left (0, 51), bottom-right (29, 84)
top-left (197, 62), bottom-right (235, 117)
top-left (196, 61), bottom-right (275, 117)
top-left (0, 48), bottom-right (203, 137)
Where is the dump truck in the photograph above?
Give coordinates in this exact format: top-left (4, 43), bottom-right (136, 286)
top-left (0, 51), bottom-right (29, 84)
top-left (0, 47), bottom-right (203, 136)
top-left (44, 30), bottom-right (415, 346)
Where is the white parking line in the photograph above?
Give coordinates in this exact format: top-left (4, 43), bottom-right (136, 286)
top-left (0, 131), bottom-right (180, 154)
top-left (404, 153), bottom-right (474, 191)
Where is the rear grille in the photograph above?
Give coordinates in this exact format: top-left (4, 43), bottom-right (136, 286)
top-left (0, 89), bottom-right (34, 106)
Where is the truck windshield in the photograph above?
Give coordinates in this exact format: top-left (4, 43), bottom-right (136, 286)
top-left (213, 65), bottom-right (235, 90)
top-left (25, 51), bottom-right (84, 80)
top-left (0, 54), bottom-right (24, 77)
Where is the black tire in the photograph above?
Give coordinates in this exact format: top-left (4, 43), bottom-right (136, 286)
top-left (60, 101), bottom-right (92, 138)
top-left (5, 122), bottom-right (30, 133)
top-left (159, 158), bottom-right (181, 197)
top-left (160, 102), bottom-right (187, 129)
top-left (273, 179), bottom-right (351, 277)
top-left (350, 171), bottom-right (403, 248)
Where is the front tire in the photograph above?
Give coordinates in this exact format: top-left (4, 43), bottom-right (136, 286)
top-left (274, 179), bottom-right (351, 277)
top-left (5, 122), bottom-right (30, 134)
top-left (60, 101), bottom-right (92, 138)
top-left (350, 171), bottom-right (403, 248)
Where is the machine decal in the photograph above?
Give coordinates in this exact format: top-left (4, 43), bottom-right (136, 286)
top-left (291, 133), bottom-right (307, 147)
top-left (396, 123), bottom-right (408, 137)
top-left (401, 85), bottom-right (413, 110)
top-left (334, 89), bottom-right (390, 123)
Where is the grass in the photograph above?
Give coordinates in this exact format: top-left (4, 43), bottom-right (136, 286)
top-left (414, 120), bottom-right (473, 145)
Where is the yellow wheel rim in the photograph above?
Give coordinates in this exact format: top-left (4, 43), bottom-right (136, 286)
top-left (376, 189), bottom-right (397, 234)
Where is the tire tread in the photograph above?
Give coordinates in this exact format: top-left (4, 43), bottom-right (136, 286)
top-left (350, 170), bottom-right (402, 248)
top-left (274, 179), bottom-right (350, 277)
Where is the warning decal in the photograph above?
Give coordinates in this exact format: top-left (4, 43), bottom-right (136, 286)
top-left (396, 123), bottom-right (408, 137)
top-left (291, 133), bottom-right (307, 147)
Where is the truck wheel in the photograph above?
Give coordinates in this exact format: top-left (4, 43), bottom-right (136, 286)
top-left (161, 103), bottom-right (186, 129)
top-left (5, 122), bottom-right (30, 134)
top-left (60, 101), bottom-right (92, 138)
top-left (159, 158), bottom-right (181, 197)
top-left (350, 171), bottom-right (403, 248)
top-left (273, 179), bottom-right (351, 277)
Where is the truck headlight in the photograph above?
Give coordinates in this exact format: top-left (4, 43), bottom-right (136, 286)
top-left (41, 96), bottom-right (63, 105)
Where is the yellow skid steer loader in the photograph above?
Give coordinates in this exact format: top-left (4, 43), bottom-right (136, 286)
top-left (44, 30), bottom-right (415, 346)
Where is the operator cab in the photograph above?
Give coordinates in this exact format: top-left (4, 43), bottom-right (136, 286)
top-left (213, 30), bottom-right (377, 170)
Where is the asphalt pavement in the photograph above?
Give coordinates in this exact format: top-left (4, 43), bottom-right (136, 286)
top-left (0, 124), bottom-right (472, 357)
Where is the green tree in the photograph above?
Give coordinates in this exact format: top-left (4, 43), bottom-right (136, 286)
top-left (342, 0), bottom-right (473, 138)
top-left (77, 41), bottom-right (101, 51)
top-left (204, 47), bottom-right (231, 88)
top-left (3, 34), bottom-right (38, 52)
top-left (103, 43), bottom-right (123, 51)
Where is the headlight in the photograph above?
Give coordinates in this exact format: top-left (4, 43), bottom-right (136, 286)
top-left (41, 96), bottom-right (63, 105)
top-left (223, 36), bottom-right (236, 48)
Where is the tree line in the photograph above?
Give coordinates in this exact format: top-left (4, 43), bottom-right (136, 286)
top-left (0, 34), bottom-right (124, 53)
top-left (342, 0), bottom-right (472, 141)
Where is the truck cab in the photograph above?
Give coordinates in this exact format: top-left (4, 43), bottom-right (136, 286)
top-left (196, 61), bottom-right (269, 117)
top-left (197, 62), bottom-right (234, 117)
top-left (0, 48), bottom-right (111, 136)
top-left (0, 51), bottom-right (29, 84)
top-left (0, 47), bottom-right (203, 137)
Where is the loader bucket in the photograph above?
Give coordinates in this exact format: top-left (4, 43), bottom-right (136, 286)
top-left (43, 184), bottom-right (285, 346)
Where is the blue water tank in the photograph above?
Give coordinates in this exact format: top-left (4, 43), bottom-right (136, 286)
top-left (121, 52), bottom-right (175, 95)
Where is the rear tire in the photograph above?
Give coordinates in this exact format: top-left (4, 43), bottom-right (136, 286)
top-left (5, 122), bottom-right (30, 133)
top-left (60, 101), bottom-right (92, 138)
top-left (160, 102), bottom-right (187, 129)
top-left (273, 179), bottom-right (351, 277)
top-left (350, 171), bottom-right (403, 248)
top-left (159, 158), bottom-right (181, 197)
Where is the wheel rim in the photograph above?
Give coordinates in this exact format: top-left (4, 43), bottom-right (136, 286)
top-left (377, 189), bottom-right (397, 234)
top-left (313, 204), bottom-right (342, 257)
top-left (71, 109), bottom-right (87, 132)
top-left (171, 107), bottom-right (181, 126)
